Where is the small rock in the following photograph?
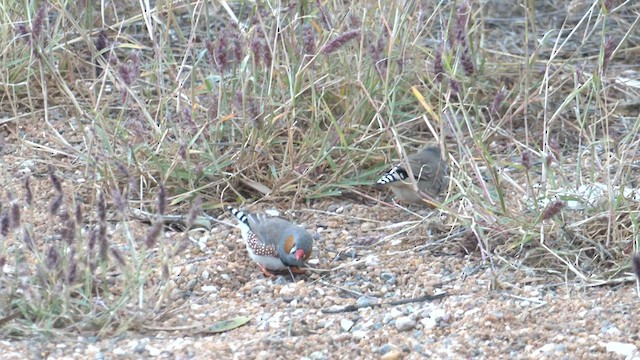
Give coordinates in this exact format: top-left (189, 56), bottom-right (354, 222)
top-left (146, 345), bottom-right (161, 357)
top-left (336, 206), bottom-right (345, 214)
top-left (604, 341), bottom-right (637, 357)
top-left (186, 278), bottom-right (197, 291)
top-left (380, 350), bottom-right (401, 360)
top-left (601, 322), bottom-right (621, 336)
top-left (279, 283), bottom-right (297, 297)
top-left (380, 272), bottom-right (396, 285)
top-left (308, 351), bottom-right (328, 360)
top-left (395, 316), bottom-right (417, 331)
top-left (201, 285), bottom-right (218, 292)
top-left (133, 341), bottom-right (145, 353)
top-left (187, 264), bottom-right (198, 274)
top-left (19, 159), bottom-right (36, 173)
top-left (378, 344), bottom-right (393, 354)
top-left (201, 270), bottom-right (210, 280)
top-left (420, 317), bottom-right (437, 330)
top-left (169, 289), bottom-right (182, 300)
top-left (352, 330), bottom-right (368, 340)
top-left (383, 308), bottom-right (403, 324)
top-left (360, 222), bottom-right (375, 231)
top-left (537, 343), bottom-right (557, 353)
top-left (356, 296), bottom-right (374, 308)
top-left (364, 255), bottom-right (379, 267)
top-left (274, 276), bottom-right (289, 285)
top-left (340, 319), bottom-right (354, 332)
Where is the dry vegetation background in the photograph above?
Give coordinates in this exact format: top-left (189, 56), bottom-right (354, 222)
top-left (0, 0), bottom-right (639, 349)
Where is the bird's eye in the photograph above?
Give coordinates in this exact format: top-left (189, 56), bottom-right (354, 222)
top-left (289, 245), bottom-right (297, 254)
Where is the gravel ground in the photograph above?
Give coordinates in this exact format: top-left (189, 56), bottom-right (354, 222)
top-left (1, 124), bottom-right (639, 359)
top-left (0, 190), bottom-right (638, 359)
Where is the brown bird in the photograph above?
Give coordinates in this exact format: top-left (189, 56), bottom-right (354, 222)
top-left (376, 145), bottom-right (448, 204)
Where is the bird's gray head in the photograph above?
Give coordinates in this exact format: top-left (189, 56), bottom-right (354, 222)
top-left (277, 226), bottom-right (314, 268)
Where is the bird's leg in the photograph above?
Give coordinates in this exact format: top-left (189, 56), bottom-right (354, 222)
top-left (257, 264), bottom-right (275, 277)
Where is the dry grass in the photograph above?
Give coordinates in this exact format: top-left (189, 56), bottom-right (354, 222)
top-left (0, 0), bottom-right (639, 338)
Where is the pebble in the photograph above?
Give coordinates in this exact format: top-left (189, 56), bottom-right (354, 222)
top-left (379, 344), bottom-right (393, 354)
top-left (356, 296), bottom-right (374, 308)
top-left (146, 345), bottom-right (161, 356)
top-left (19, 159), bottom-right (36, 173)
top-left (383, 308), bottom-right (403, 324)
top-left (421, 317), bottom-right (437, 330)
top-left (308, 351), bottom-right (328, 360)
top-left (340, 319), bottom-right (354, 332)
top-left (395, 316), bottom-right (417, 331)
top-left (274, 276), bottom-right (289, 285)
top-left (604, 342), bottom-right (637, 357)
top-left (186, 278), bottom-right (197, 291)
top-left (365, 255), bottom-right (379, 267)
top-left (352, 330), bottom-right (369, 340)
top-left (279, 283), bottom-right (297, 297)
top-left (380, 350), bottom-right (402, 360)
top-left (380, 272), bottom-right (396, 285)
top-left (360, 222), bottom-right (375, 231)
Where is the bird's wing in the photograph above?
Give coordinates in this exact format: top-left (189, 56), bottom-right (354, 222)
top-left (247, 214), bottom-right (291, 247)
top-left (409, 149), bottom-right (445, 181)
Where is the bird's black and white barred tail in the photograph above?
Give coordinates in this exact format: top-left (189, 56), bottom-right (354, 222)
top-left (227, 206), bottom-right (250, 226)
top-left (376, 167), bottom-right (409, 185)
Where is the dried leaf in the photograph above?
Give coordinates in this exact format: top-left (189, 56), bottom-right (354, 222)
top-left (200, 316), bottom-right (252, 334)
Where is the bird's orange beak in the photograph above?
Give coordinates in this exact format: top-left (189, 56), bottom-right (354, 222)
top-left (295, 249), bottom-right (305, 261)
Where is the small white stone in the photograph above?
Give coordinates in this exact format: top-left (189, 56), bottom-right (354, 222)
top-left (201, 270), bottom-right (210, 280)
top-left (279, 283), bottom-right (297, 296)
top-left (395, 316), bottom-right (417, 331)
top-left (390, 239), bottom-right (402, 246)
top-left (201, 285), bottom-right (218, 292)
top-left (352, 330), bottom-right (369, 340)
top-left (537, 343), bottom-right (556, 353)
top-left (420, 317), bottom-right (437, 330)
top-left (383, 308), bottom-right (403, 323)
top-left (340, 319), bottom-right (354, 332)
top-left (365, 255), bottom-right (379, 267)
top-left (604, 341), bottom-right (637, 357)
top-left (146, 344), bottom-right (161, 356)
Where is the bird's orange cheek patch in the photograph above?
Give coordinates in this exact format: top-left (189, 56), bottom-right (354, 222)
top-left (284, 235), bottom-right (295, 253)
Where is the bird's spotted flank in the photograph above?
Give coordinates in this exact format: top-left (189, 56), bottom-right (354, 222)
top-left (246, 231), bottom-right (278, 257)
